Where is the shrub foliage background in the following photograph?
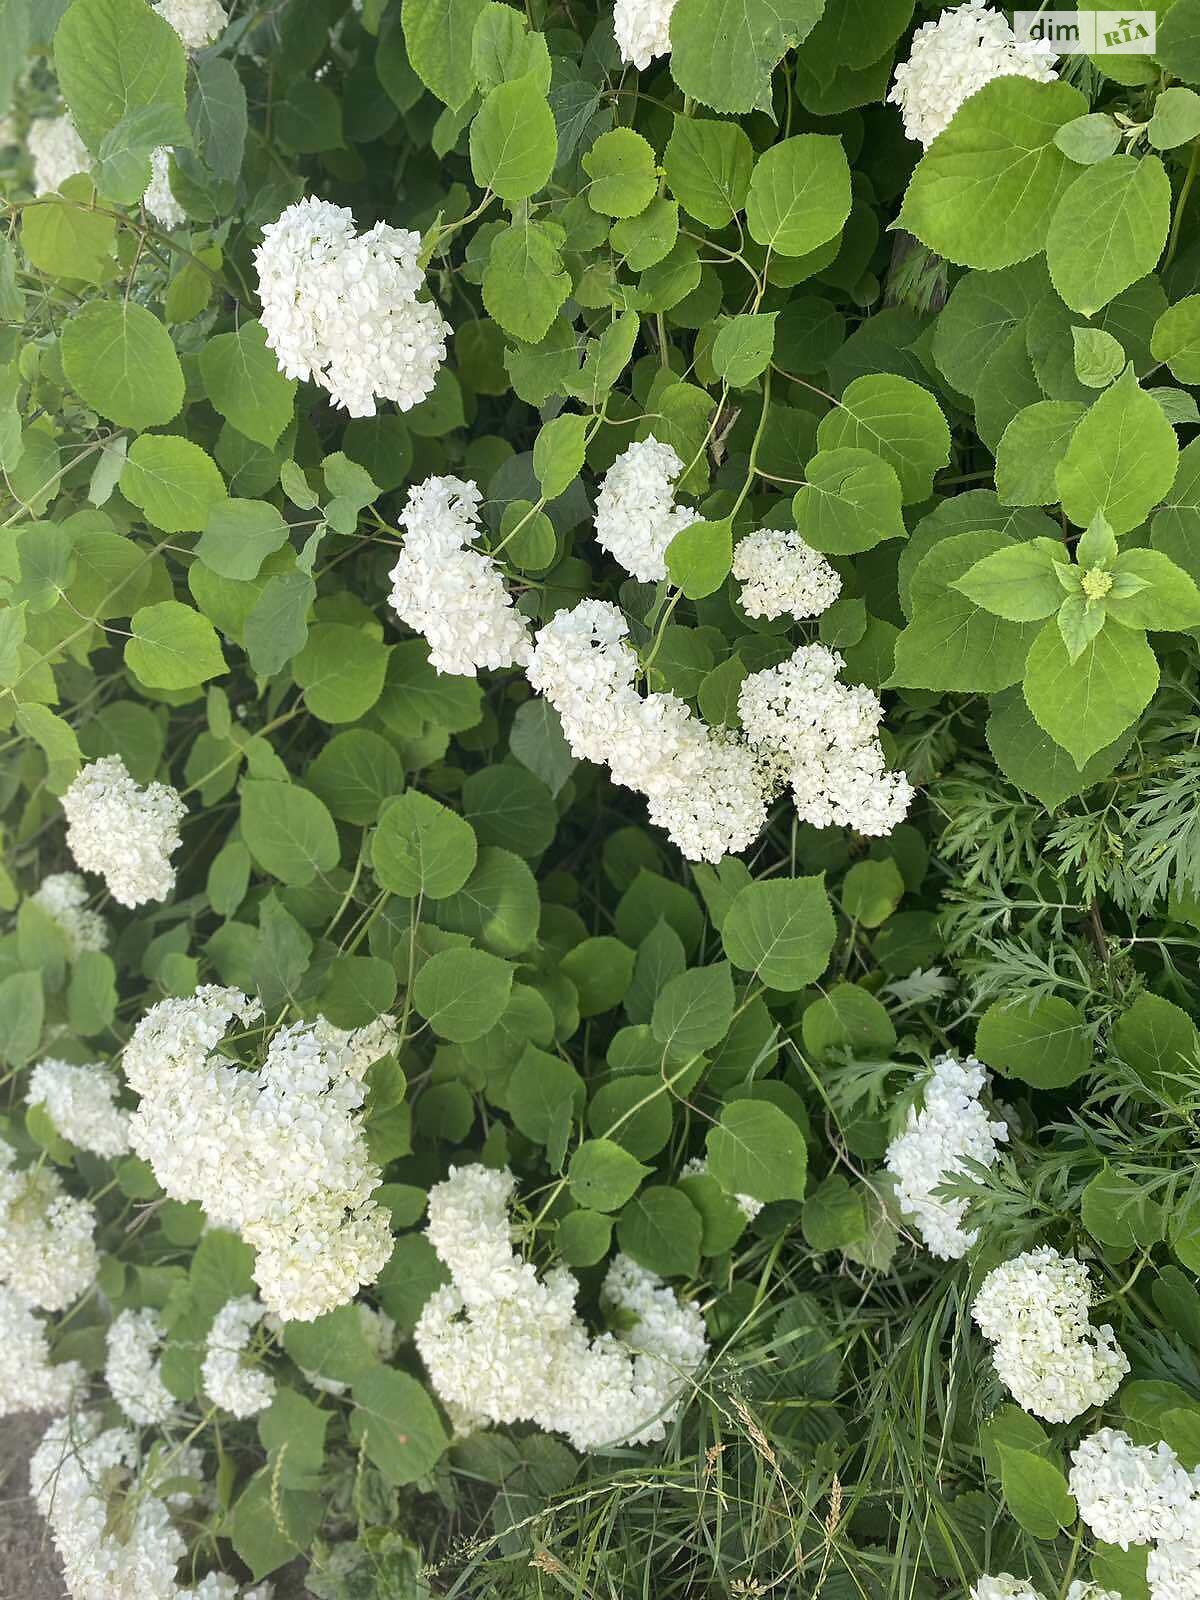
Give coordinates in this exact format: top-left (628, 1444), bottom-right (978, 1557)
top-left (4, 0), bottom-right (1200, 1595)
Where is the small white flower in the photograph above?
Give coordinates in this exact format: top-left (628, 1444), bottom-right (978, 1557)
top-left (28, 113), bottom-right (90, 194)
top-left (143, 147), bottom-right (186, 230)
top-left (613, 0), bottom-right (678, 69)
top-left (31, 872), bottom-right (108, 957)
top-left (1070, 1429), bottom-right (1200, 1551)
top-left (26, 1058), bottom-right (131, 1159)
top-left (388, 476), bottom-right (531, 675)
top-left (254, 196), bottom-right (448, 417)
top-left (971, 1578), bottom-right (1044, 1600)
top-left (152, 0), bottom-right (227, 50)
top-left (732, 527), bottom-right (842, 621)
top-left (594, 437), bottom-right (701, 583)
top-left (202, 1297), bottom-right (275, 1418)
top-left (973, 1248), bottom-right (1129, 1422)
top-left (105, 1308), bottom-right (177, 1426)
top-left (888, 0), bottom-right (1058, 148)
top-left (61, 755), bottom-right (186, 909)
top-left (0, 1143), bottom-right (97, 1311)
top-left (0, 1288), bottom-right (84, 1418)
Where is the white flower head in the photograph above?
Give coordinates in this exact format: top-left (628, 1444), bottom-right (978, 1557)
top-left (885, 1054), bottom-right (1008, 1259)
top-left (31, 872), bottom-right (109, 957)
top-left (415, 1164), bottom-right (708, 1451)
top-left (593, 436), bottom-right (701, 583)
top-left (1070, 1429), bottom-right (1200, 1551)
top-left (26, 1058), bottom-right (131, 1159)
top-left (61, 755), bottom-right (186, 908)
top-left (732, 527), bottom-right (842, 621)
top-left (973, 1248), bottom-right (1130, 1422)
top-left (0, 1287), bottom-right (84, 1418)
top-left (201, 1296), bottom-right (275, 1417)
top-left (28, 113), bottom-right (90, 194)
top-left (105, 1308), bottom-right (176, 1426)
top-left (122, 991), bottom-right (396, 1321)
top-left (613, 0), bottom-right (678, 70)
top-left (888, 1), bottom-right (1058, 148)
top-left (152, 0), bottom-right (227, 50)
top-left (388, 475), bottom-right (531, 675)
top-left (971, 1578), bottom-right (1044, 1600)
top-left (143, 147), bottom-right (186, 229)
top-left (0, 1144), bottom-right (97, 1311)
top-left (254, 196), bottom-right (448, 417)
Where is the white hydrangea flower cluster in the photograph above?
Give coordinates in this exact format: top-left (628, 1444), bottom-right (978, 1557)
top-left (1066, 1585), bottom-right (1122, 1600)
top-left (152, 0), bottom-right (227, 49)
top-left (31, 1415), bottom-right (195, 1600)
top-left (972, 1247), bottom-right (1129, 1422)
top-left (884, 1054), bottom-right (1008, 1259)
top-left (414, 1165), bottom-right (708, 1451)
top-left (888, 0), bottom-right (1058, 148)
top-left (681, 1156), bottom-right (763, 1222)
top-left (201, 1297), bottom-right (275, 1417)
top-left (105, 1308), bottom-right (177, 1426)
top-left (613, 0), bottom-right (677, 70)
top-left (738, 644), bottom-right (914, 836)
top-left (1070, 1429), bottom-right (1200, 1600)
top-left (32, 871), bottom-right (109, 956)
top-left (254, 196), bottom-right (448, 417)
top-left (971, 1577), bottom-right (1043, 1600)
top-left (528, 599), bottom-right (775, 862)
top-left (0, 1143), bottom-right (97, 1310)
top-left (144, 147), bottom-right (186, 229)
top-left (732, 528), bottom-right (843, 621)
top-left (61, 755), bottom-right (186, 908)
top-left (303, 1302), bottom-right (398, 1396)
top-left (0, 1287), bottom-right (84, 1418)
top-left (122, 988), bottom-right (397, 1321)
top-left (29, 112), bottom-right (90, 194)
top-left (27, 1058), bottom-right (131, 1159)
top-left (388, 475), bottom-right (532, 675)
top-left (593, 437), bottom-right (702, 583)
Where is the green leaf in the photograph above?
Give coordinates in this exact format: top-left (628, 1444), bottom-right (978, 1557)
top-left (667, 0), bottom-right (824, 115)
top-left (197, 498), bottom-right (289, 581)
top-left (21, 180), bottom-right (115, 284)
top-left (558, 1209), bottom-right (612, 1267)
top-left (1149, 86), bottom-right (1200, 149)
top-left (610, 197), bottom-right (679, 271)
top-left (801, 983), bottom-right (895, 1061)
top-left (995, 401), bottom-right (1087, 506)
top-left (802, 1173), bottom-right (866, 1252)
top-left (792, 448), bottom-right (906, 554)
top-left (1151, 295), bottom-right (1200, 384)
top-left (1082, 1165), bottom-right (1164, 1251)
top-left (1054, 112), bottom-right (1122, 163)
top-left (0, 970), bottom-right (42, 1066)
top-left (240, 779), bottom-right (340, 886)
top-left (349, 1368), bottom-right (449, 1484)
top-left (998, 1445), bottom-right (1076, 1540)
top-left (1113, 992), bottom-right (1200, 1094)
top-left (402, 0), bottom-right (486, 108)
top-left (976, 995), bottom-right (1093, 1088)
top-left (745, 134), bottom-right (851, 257)
top-left (471, 3), bottom-right (551, 93)
top-left (1023, 616), bottom-right (1160, 767)
top-left (126, 601), bottom-right (226, 688)
top-left (507, 1043), bottom-right (583, 1158)
top-left (533, 411), bottom-right (587, 499)
top-left (413, 946), bottom-right (514, 1042)
top-left (666, 516), bottom-right (732, 599)
top-left (293, 623), bottom-right (389, 723)
top-left (986, 686), bottom-right (1133, 809)
top-left (583, 128), bottom-right (658, 218)
top-left (121, 435), bottom-right (226, 533)
top-left (898, 77), bottom-right (1088, 269)
top-left (200, 321), bottom-right (296, 448)
top-left (618, 1186), bottom-right (702, 1278)
top-left (483, 221), bottom-right (570, 342)
top-left (244, 571), bottom-right (314, 677)
top-left (559, 935), bottom-right (635, 1016)
top-left (227, 1469), bottom-right (321, 1582)
top-left (815, 374), bottom-right (951, 503)
top-left (1073, 326), bottom-right (1127, 389)
top-left (258, 1389), bottom-right (328, 1487)
top-left (953, 537), bottom-right (1065, 622)
top-left (568, 1138), bottom-right (650, 1211)
top-left (1046, 155), bottom-right (1171, 316)
top-left (892, 532), bottom-right (1040, 692)
top-left (372, 790), bottom-right (477, 898)
top-left (841, 858), bottom-right (903, 928)
top-left (1056, 366), bottom-right (1179, 536)
top-left (1106, 548), bottom-right (1200, 630)
top-left (470, 72), bottom-right (557, 202)
top-left (61, 301), bottom-right (184, 431)
top-left (711, 312), bottom-right (776, 387)
top-left (663, 114), bottom-right (753, 227)
top-left (706, 1099), bottom-right (807, 1203)
top-left (651, 962), bottom-right (734, 1056)
top-left (54, 0), bottom-right (186, 153)
top-left (189, 55), bottom-right (248, 182)
top-left (721, 876), bottom-right (835, 991)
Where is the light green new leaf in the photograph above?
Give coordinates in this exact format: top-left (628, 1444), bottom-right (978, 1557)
top-left (663, 115), bottom-right (753, 226)
top-left (792, 447), bottom-right (906, 553)
top-left (121, 435), bottom-right (227, 533)
top-left (898, 77), bottom-right (1088, 268)
top-left (533, 411), bottom-right (587, 499)
top-left (126, 601), bottom-right (227, 688)
top-left (666, 517), bottom-right (732, 599)
top-left (745, 134), bottom-right (850, 257)
top-left (815, 374), bottom-right (950, 503)
top-left (721, 876), bottom-right (835, 991)
top-left (1023, 616), bottom-right (1160, 767)
top-left (1151, 296), bottom-right (1200, 384)
top-left (200, 321), bottom-right (296, 448)
top-left (976, 995), bottom-right (1093, 1088)
top-left (995, 401), bottom-right (1086, 506)
top-left (61, 301), bottom-right (184, 431)
top-left (482, 222), bottom-right (570, 342)
top-left (668, 0), bottom-right (824, 115)
top-left (1149, 85), bottom-right (1200, 148)
top-left (998, 1446), bottom-right (1076, 1540)
top-left (953, 537), bottom-right (1065, 622)
top-left (1106, 549), bottom-right (1200, 631)
top-left (1046, 155), bottom-right (1171, 316)
top-left (21, 180), bottom-right (115, 284)
top-left (54, 0), bottom-right (186, 153)
top-left (583, 128), bottom-right (658, 218)
top-left (1072, 327), bottom-right (1126, 389)
top-left (401, 0), bottom-right (486, 107)
top-left (1056, 366), bottom-right (1179, 536)
top-left (470, 72), bottom-right (557, 202)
